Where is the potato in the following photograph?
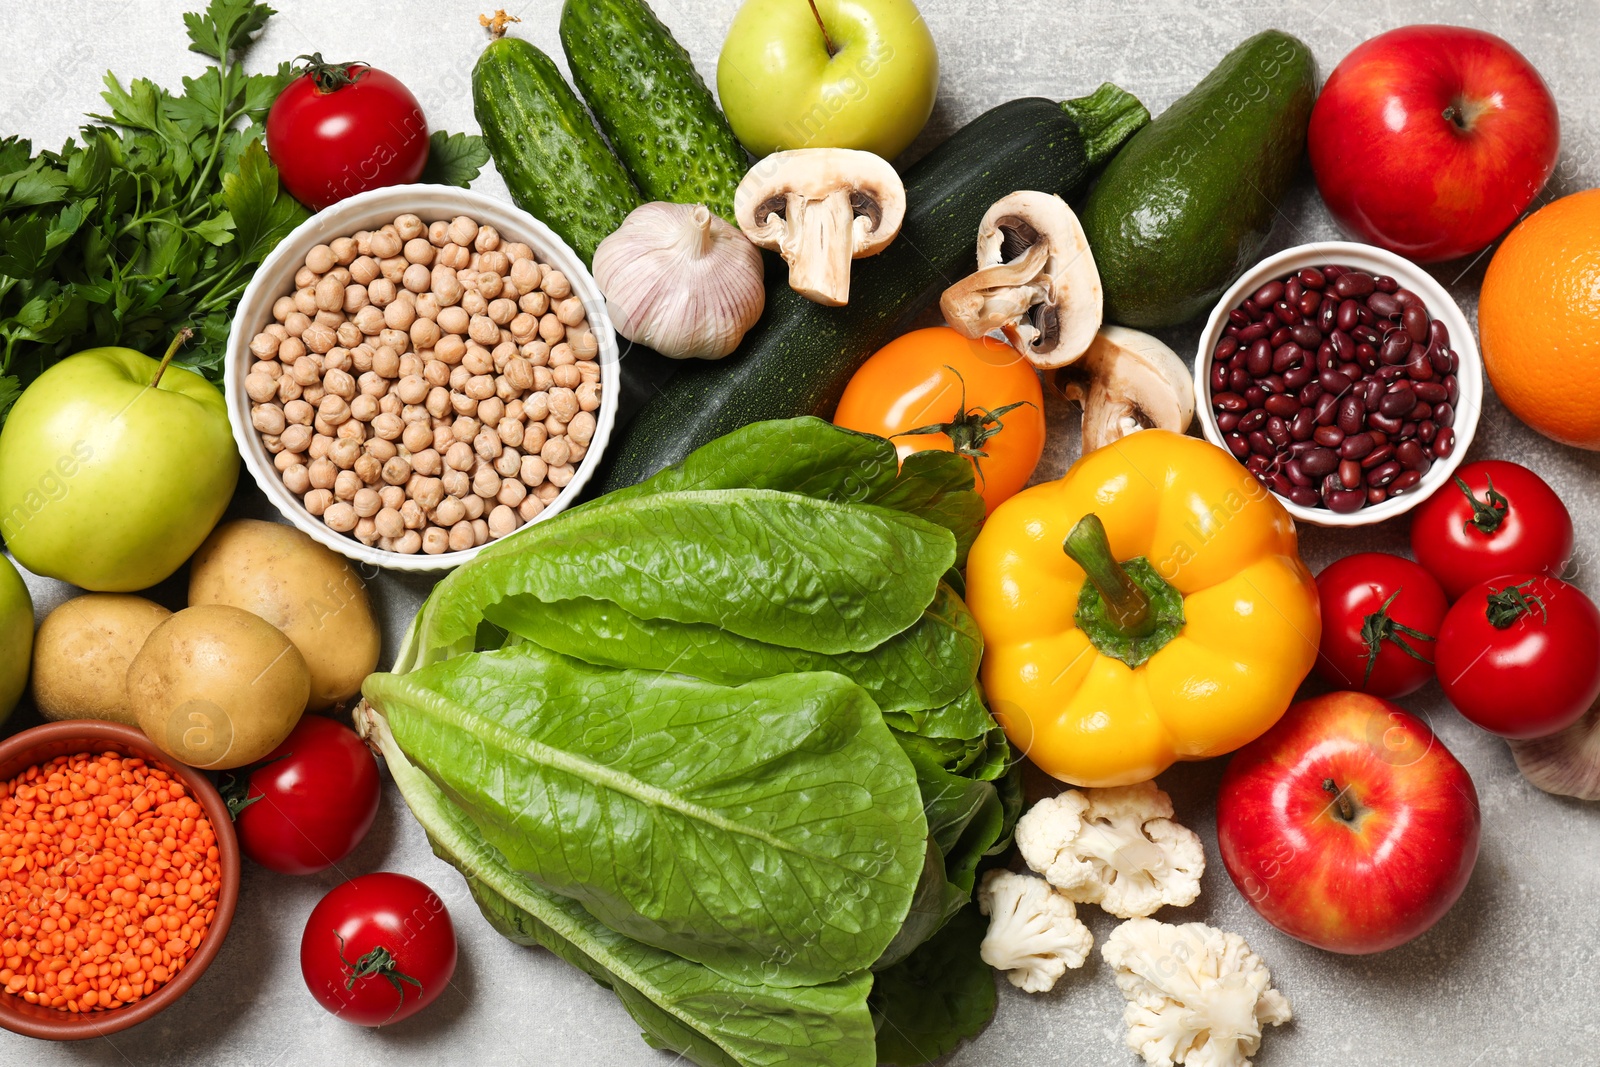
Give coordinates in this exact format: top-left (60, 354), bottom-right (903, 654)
top-left (188, 519), bottom-right (381, 709)
top-left (128, 604), bottom-right (309, 770)
top-left (32, 595), bottom-right (172, 724)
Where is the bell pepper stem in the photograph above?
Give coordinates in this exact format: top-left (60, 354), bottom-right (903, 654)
top-left (1064, 514), bottom-right (1154, 638)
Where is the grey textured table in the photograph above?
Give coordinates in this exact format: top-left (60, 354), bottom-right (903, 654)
top-left (4, 2), bottom-right (1599, 1064)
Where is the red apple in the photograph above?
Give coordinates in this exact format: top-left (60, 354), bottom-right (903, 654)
top-left (1308, 25), bottom-right (1559, 262)
top-left (1216, 691), bottom-right (1480, 954)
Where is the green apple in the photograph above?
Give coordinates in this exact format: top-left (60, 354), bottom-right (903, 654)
top-left (0, 336), bottom-right (238, 592)
top-left (717, 0), bottom-right (939, 160)
top-left (0, 553), bottom-right (31, 722)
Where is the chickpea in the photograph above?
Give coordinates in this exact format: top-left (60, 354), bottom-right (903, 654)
top-left (466, 375), bottom-right (496, 401)
top-left (548, 388), bottom-right (580, 422)
top-left (435, 334), bottom-right (467, 366)
top-left (372, 508), bottom-right (404, 541)
top-left (303, 323), bottom-right (337, 354)
top-left (520, 454), bottom-right (548, 488)
top-left (450, 392), bottom-right (478, 419)
top-left (544, 413), bottom-right (567, 438)
top-left (424, 386), bottom-right (452, 419)
top-left (403, 237), bottom-right (435, 265)
top-left (472, 466), bottom-right (502, 499)
top-left (445, 441), bottom-right (475, 472)
top-left (476, 270), bottom-right (504, 300)
top-left (448, 521), bottom-right (475, 553)
top-left (436, 305), bottom-right (470, 336)
top-left (309, 434), bottom-right (334, 460)
top-left (246, 372), bottom-right (278, 403)
top-left (462, 290), bottom-right (489, 317)
top-left (354, 517), bottom-right (381, 546)
top-left (313, 275), bottom-right (343, 312)
top-left (533, 366), bottom-right (554, 392)
top-left (555, 296), bottom-right (587, 328)
top-left (249, 331), bottom-right (280, 360)
top-left (282, 463), bottom-right (311, 495)
top-left (304, 243), bottom-right (335, 274)
top-left (488, 505), bottom-right (520, 540)
top-left (468, 314), bottom-right (500, 347)
top-left (575, 383), bottom-right (602, 414)
top-left (446, 216), bottom-right (478, 246)
top-left (410, 317), bottom-right (441, 352)
top-left (461, 345), bottom-right (494, 377)
top-left (354, 305), bottom-right (386, 336)
top-left (474, 430), bottom-right (503, 462)
top-left (281, 423), bottom-right (314, 455)
top-left (552, 364), bottom-right (582, 390)
top-left (384, 294), bottom-right (417, 331)
top-left (284, 399), bottom-right (314, 426)
top-left (538, 313), bottom-right (565, 345)
top-left (392, 374), bottom-right (428, 406)
top-left (293, 287), bottom-right (318, 316)
top-left (473, 519), bottom-right (491, 546)
top-left (433, 495), bottom-right (467, 528)
top-left (541, 270), bottom-right (572, 300)
top-left (411, 477), bottom-right (446, 512)
top-left (324, 347), bottom-right (353, 373)
top-left (440, 469), bottom-right (470, 499)
top-left (368, 278), bottom-right (397, 307)
top-left (334, 469), bottom-right (362, 502)
top-left (324, 368), bottom-right (357, 399)
top-left (382, 455), bottom-right (413, 486)
top-left (508, 313), bottom-right (538, 344)
top-left (319, 395), bottom-right (352, 427)
top-left (371, 412), bottom-right (404, 441)
top-left (352, 487), bottom-right (382, 519)
top-left (304, 489), bottom-right (334, 517)
top-left (487, 297), bottom-right (517, 326)
top-left (423, 360), bottom-right (451, 388)
top-left (273, 295), bottom-right (297, 322)
top-left (520, 290), bottom-right (550, 317)
top-left (523, 391), bottom-right (551, 423)
top-left (494, 447), bottom-right (521, 480)
top-left (330, 437), bottom-right (363, 470)
top-left (350, 255), bottom-right (381, 285)
top-left (463, 494), bottom-right (486, 521)
top-left (401, 498), bottom-right (428, 531)
top-left (369, 229), bottom-right (402, 259)
top-left (252, 404), bottom-right (287, 435)
top-left (541, 437), bottom-right (572, 467)
top-left (354, 453), bottom-right (382, 486)
top-left (518, 495), bottom-right (546, 523)
top-left (577, 360), bottom-right (601, 385)
top-left (337, 419), bottom-right (368, 445)
top-left (422, 527), bottom-right (450, 554)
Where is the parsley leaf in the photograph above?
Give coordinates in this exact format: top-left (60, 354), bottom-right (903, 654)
top-left (420, 130), bottom-right (490, 188)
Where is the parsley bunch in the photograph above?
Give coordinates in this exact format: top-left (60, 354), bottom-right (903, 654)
top-left (0, 0), bottom-right (486, 422)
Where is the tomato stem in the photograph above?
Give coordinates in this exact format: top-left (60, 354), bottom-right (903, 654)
top-left (1358, 588), bottom-right (1435, 688)
top-left (338, 933), bottom-right (423, 1024)
top-left (295, 53), bottom-right (368, 94)
top-left (1322, 778), bottom-right (1356, 823)
top-left (897, 365), bottom-right (1036, 491)
top-left (1456, 474), bottom-right (1510, 536)
top-left (1485, 580), bottom-right (1547, 630)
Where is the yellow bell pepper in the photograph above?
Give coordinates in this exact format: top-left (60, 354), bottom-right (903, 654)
top-left (966, 430), bottom-right (1320, 787)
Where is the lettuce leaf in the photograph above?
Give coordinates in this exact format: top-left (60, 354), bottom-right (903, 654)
top-left (870, 905), bottom-right (997, 1066)
top-left (363, 643), bottom-right (926, 988)
top-left (368, 708), bottom-right (877, 1067)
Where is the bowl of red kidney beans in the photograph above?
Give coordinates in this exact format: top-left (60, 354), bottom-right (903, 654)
top-left (1194, 241), bottom-right (1483, 527)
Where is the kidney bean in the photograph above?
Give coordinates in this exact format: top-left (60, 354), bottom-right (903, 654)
top-left (1249, 431), bottom-right (1275, 456)
top-left (1313, 426), bottom-right (1344, 447)
top-left (1266, 417), bottom-right (1291, 448)
top-left (1238, 322), bottom-right (1268, 344)
top-left (1327, 487), bottom-right (1367, 513)
top-left (1398, 440), bottom-right (1432, 474)
top-left (1402, 304), bottom-right (1429, 343)
top-left (1260, 374), bottom-right (1286, 394)
top-left (1428, 318), bottom-right (1450, 351)
top-left (1335, 271), bottom-right (1376, 298)
top-left (1339, 433), bottom-right (1374, 460)
top-left (1400, 420), bottom-right (1419, 439)
top-left (1367, 291), bottom-right (1401, 318)
top-left (1216, 411), bottom-right (1240, 433)
top-left (1246, 454), bottom-right (1270, 474)
top-left (1328, 329), bottom-right (1353, 363)
top-left (1273, 343), bottom-right (1304, 372)
top-left (1433, 427), bottom-right (1456, 458)
top-left (1238, 409), bottom-right (1267, 433)
top-left (1355, 304), bottom-right (1376, 328)
top-left (1284, 485), bottom-right (1319, 507)
top-left (1353, 325), bottom-right (1382, 347)
top-left (1367, 485), bottom-right (1389, 505)
top-left (1298, 290), bottom-right (1321, 316)
top-left (1413, 381), bottom-right (1447, 403)
top-left (1289, 408), bottom-right (1316, 441)
top-left (1356, 342), bottom-right (1379, 370)
top-left (1226, 433), bottom-right (1251, 458)
top-left (1275, 300), bottom-right (1302, 326)
top-left (1214, 392), bottom-right (1247, 413)
top-left (1211, 362), bottom-right (1230, 392)
top-left (1253, 280), bottom-right (1285, 307)
top-left (1361, 378), bottom-right (1385, 409)
top-left (1378, 385), bottom-right (1416, 418)
top-left (1268, 327), bottom-right (1291, 348)
top-left (1318, 369), bottom-right (1348, 394)
top-left (1228, 366), bottom-right (1249, 392)
top-left (1285, 460), bottom-right (1311, 486)
top-left (1229, 308), bottom-right (1252, 327)
top-left (1286, 277), bottom-right (1304, 302)
top-left (1390, 471), bottom-right (1424, 495)
top-left (1269, 472), bottom-right (1296, 498)
top-left (1430, 345), bottom-right (1454, 375)
top-left (1298, 380), bottom-right (1325, 407)
top-left (1394, 287), bottom-right (1422, 308)
top-left (1435, 402), bottom-right (1454, 428)
top-left (1318, 297), bottom-right (1339, 333)
top-left (1214, 336), bottom-right (1239, 359)
top-left (1284, 364), bottom-right (1314, 391)
top-left (1290, 324), bottom-right (1321, 349)
top-left (1380, 331), bottom-right (1411, 365)
top-left (1418, 420), bottom-right (1437, 444)
top-left (1225, 324), bottom-right (1242, 338)
top-left (1375, 275), bottom-right (1398, 293)
top-left (1336, 458), bottom-right (1361, 489)
top-left (1367, 461), bottom-right (1402, 488)
top-left (1302, 447), bottom-right (1339, 476)
top-left (1298, 267), bottom-right (1326, 289)
top-left (1263, 393), bottom-right (1299, 419)
top-left (1246, 339), bottom-right (1272, 377)
top-left (1336, 298), bottom-right (1359, 333)
top-left (1337, 395), bottom-right (1365, 435)
top-left (1411, 401), bottom-right (1432, 422)
top-left (1360, 442), bottom-right (1396, 469)
top-left (1446, 376), bottom-right (1459, 405)
top-left (1244, 385), bottom-right (1267, 407)
top-left (1368, 411), bottom-right (1403, 435)
top-left (1314, 393), bottom-right (1340, 426)
top-left (1406, 354), bottom-right (1435, 381)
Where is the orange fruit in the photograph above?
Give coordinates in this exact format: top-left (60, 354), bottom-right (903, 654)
top-left (1478, 188), bottom-right (1600, 449)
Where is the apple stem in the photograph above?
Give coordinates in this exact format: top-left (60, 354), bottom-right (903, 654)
top-left (1322, 778), bottom-right (1356, 823)
top-left (151, 327), bottom-right (193, 388)
top-left (805, 0), bottom-right (838, 57)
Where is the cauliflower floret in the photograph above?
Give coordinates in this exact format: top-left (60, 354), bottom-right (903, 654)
top-left (1102, 917), bottom-right (1292, 1067)
top-left (975, 869), bottom-right (1093, 993)
top-left (1015, 780), bottom-right (1204, 918)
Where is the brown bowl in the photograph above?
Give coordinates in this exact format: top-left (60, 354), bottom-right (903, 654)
top-left (0, 721), bottom-right (240, 1040)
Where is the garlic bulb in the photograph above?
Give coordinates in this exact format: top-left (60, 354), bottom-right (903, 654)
top-left (592, 202), bottom-right (764, 360)
top-left (1509, 703), bottom-right (1600, 800)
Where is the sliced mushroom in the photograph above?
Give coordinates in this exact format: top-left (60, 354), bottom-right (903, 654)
top-left (940, 191), bottom-right (1102, 369)
top-left (734, 148), bottom-right (905, 307)
top-left (1053, 326), bottom-right (1194, 454)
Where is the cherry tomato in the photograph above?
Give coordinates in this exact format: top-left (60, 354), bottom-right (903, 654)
top-left (833, 326), bottom-right (1044, 513)
top-left (301, 873), bottom-right (457, 1027)
top-left (1409, 460), bottom-right (1573, 600)
top-left (1315, 553), bottom-right (1449, 698)
top-left (1436, 573), bottom-right (1600, 739)
top-left (266, 55), bottom-right (428, 210)
top-left (227, 715), bottom-right (382, 875)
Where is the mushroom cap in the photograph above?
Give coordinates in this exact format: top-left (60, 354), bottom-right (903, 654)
top-left (1057, 326), bottom-right (1195, 454)
top-left (942, 191), bottom-right (1103, 369)
top-left (734, 148), bottom-right (906, 257)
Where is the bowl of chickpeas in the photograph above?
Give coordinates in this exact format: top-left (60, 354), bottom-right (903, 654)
top-left (225, 184), bottom-right (619, 571)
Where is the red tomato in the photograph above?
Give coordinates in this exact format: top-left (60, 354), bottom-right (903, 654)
top-left (229, 715), bottom-right (382, 875)
top-left (1409, 460), bottom-right (1573, 600)
top-left (1436, 573), bottom-right (1600, 738)
top-left (1315, 553), bottom-right (1448, 698)
top-left (267, 55), bottom-right (428, 210)
top-left (301, 873), bottom-right (457, 1027)
top-left (833, 327), bottom-right (1045, 513)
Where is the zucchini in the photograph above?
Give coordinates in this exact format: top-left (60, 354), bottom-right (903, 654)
top-left (560, 0), bottom-right (747, 224)
top-left (600, 88), bottom-right (1149, 490)
top-left (471, 36), bottom-right (641, 264)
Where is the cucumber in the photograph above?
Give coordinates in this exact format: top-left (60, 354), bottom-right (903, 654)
top-left (471, 36), bottom-right (641, 265)
top-left (599, 88), bottom-right (1148, 491)
top-left (1081, 31), bottom-right (1317, 328)
top-left (560, 0), bottom-right (747, 224)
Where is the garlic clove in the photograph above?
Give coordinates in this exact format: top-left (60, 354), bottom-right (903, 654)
top-left (592, 202), bottom-right (765, 360)
top-left (1509, 700), bottom-right (1600, 800)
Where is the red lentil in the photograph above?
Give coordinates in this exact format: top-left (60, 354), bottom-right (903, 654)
top-left (0, 751), bottom-right (221, 1013)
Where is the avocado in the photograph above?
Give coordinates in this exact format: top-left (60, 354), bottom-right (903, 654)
top-left (1082, 30), bottom-right (1317, 328)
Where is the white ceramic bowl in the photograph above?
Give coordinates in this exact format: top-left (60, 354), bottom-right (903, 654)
top-left (1193, 241), bottom-right (1482, 528)
top-left (226, 185), bottom-right (619, 571)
